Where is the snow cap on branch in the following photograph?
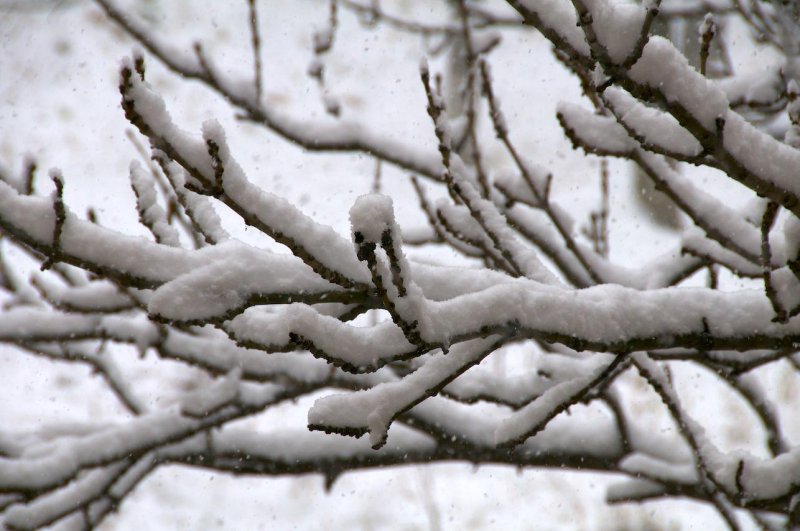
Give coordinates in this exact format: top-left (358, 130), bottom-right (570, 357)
top-left (350, 193), bottom-right (396, 243)
top-left (582, 0), bottom-right (647, 64)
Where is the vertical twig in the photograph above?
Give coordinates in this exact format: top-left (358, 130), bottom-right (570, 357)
top-left (456, 0), bottom-right (489, 197)
top-left (247, 0), bottom-right (263, 103)
top-left (699, 14), bottom-right (717, 77)
top-left (421, 62), bottom-right (527, 278)
top-left (308, 0), bottom-right (340, 116)
top-left (631, 354), bottom-right (743, 531)
top-left (42, 171), bottom-right (66, 271)
top-left (761, 201), bottom-right (786, 322)
top-left (586, 159), bottom-right (610, 258)
top-left (599, 159), bottom-right (609, 258)
top-left (353, 230), bottom-right (421, 345)
top-left (707, 264), bottom-right (719, 289)
top-left (22, 157), bottom-right (36, 195)
top-left (372, 159), bottom-right (382, 194)
top-left (479, 60), bottom-right (602, 283)
top-left (415, 469), bottom-right (442, 531)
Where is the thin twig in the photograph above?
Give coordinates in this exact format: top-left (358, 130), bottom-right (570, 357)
top-left (247, 0), bottom-right (263, 103)
top-left (41, 171), bottom-right (66, 271)
top-left (761, 201), bottom-right (786, 322)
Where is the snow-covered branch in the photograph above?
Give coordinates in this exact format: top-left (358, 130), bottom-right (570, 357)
top-left (4, 0), bottom-right (800, 528)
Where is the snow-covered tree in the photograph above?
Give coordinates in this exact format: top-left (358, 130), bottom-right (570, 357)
top-left (2, 0), bottom-right (800, 528)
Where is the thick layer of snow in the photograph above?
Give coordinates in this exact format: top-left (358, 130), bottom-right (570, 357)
top-left (583, 0), bottom-right (647, 64)
top-left (723, 112), bottom-right (800, 201)
top-left (517, 0), bottom-right (590, 57)
top-left (628, 37), bottom-right (729, 131)
top-left (557, 102), bottom-right (635, 155)
top-left (603, 87), bottom-right (703, 157)
top-left (229, 304), bottom-right (416, 370)
top-left (149, 245), bottom-right (342, 323)
top-left (349, 194), bottom-right (396, 243)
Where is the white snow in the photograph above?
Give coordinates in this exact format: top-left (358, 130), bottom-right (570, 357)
top-left (557, 102), bottom-right (636, 155)
top-left (444, 352), bottom-right (592, 407)
top-left (448, 156), bottom-right (561, 285)
top-left (148, 243), bottom-right (342, 323)
top-left (603, 87), bottom-right (703, 157)
top-left (723, 112), bottom-right (800, 202)
top-left (349, 194), bottom-right (396, 243)
top-left (517, 0), bottom-right (591, 57)
top-left (638, 152), bottom-right (763, 261)
top-left (494, 354), bottom-right (615, 446)
top-left (30, 274), bottom-right (134, 312)
top-left (228, 304), bottom-right (416, 370)
top-left (628, 37), bottom-right (729, 131)
top-left (717, 65), bottom-right (784, 109)
top-left (180, 367), bottom-right (242, 418)
top-left (161, 327), bottom-right (331, 383)
top-left (583, 0), bottom-right (647, 64)
top-left (308, 336), bottom-right (501, 447)
top-left (125, 73), bottom-right (374, 286)
top-left (162, 160), bottom-right (230, 244)
top-left (4, 0), bottom-right (800, 528)
top-left (3, 463), bottom-right (129, 530)
top-left (129, 161), bottom-right (181, 247)
top-left (619, 452), bottom-right (698, 484)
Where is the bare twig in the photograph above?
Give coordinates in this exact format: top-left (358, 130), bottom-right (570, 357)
top-left (247, 0), bottom-right (263, 103)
